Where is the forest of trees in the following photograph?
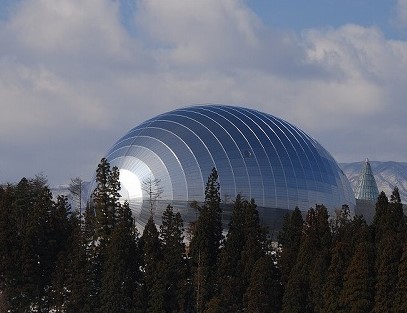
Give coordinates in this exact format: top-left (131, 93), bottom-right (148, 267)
top-left (0, 158), bottom-right (407, 312)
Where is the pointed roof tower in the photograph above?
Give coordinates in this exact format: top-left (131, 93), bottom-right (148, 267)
top-left (354, 158), bottom-right (379, 201)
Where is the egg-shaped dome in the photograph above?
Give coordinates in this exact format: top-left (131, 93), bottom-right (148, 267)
top-left (103, 105), bottom-right (355, 230)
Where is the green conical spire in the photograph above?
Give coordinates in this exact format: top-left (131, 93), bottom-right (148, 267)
top-left (354, 158), bottom-right (379, 201)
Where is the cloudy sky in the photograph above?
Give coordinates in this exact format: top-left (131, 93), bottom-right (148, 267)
top-left (1, 0), bottom-right (407, 186)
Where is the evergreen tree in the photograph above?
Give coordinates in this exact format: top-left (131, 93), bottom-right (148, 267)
top-left (244, 254), bottom-right (282, 313)
top-left (395, 240), bottom-right (407, 312)
top-left (87, 158), bottom-right (123, 310)
top-left (189, 168), bottom-right (222, 312)
top-left (388, 187), bottom-right (405, 234)
top-left (322, 206), bottom-right (361, 313)
top-left (91, 158), bottom-right (121, 245)
top-left (0, 176), bottom-right (71, 312)
top-left (282, 205), bottom-right (331, 313)
top-left (47, 195), bottom-right (74, 312)
top-left (374, 232), bottom-right (403, 313)
top-left (214, 194), bottom-right (246, 311)
top-left (373, 187), bottom-right (406, 313)
top-left (278, 207), bottom-right (304, 288)
top-left (21, 178), bottom-right (57, 312)
top-left (212, 195), bottom-right (271, 312)
top-left (373, 191), bottom-right (390, 244)
top-left (49, 208), bottom-right (92, 313)
top-left (100, 201), bottom-right (140, 313)
top-left (0, 184), bottom-right (17, 312)
top-left (240, 198), bottom-right (269, 295)
top-left (339, 240), bottom-right (375, 313)
top-left (140, 215), bottom-right (165, 312)
top-left (159, 204), bottom-right (189, 312)
top-left (5, 178), bottom-right (32, 311)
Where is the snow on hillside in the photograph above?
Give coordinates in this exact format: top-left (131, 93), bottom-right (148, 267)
top-left (340, 161), bottom-right (407, 203)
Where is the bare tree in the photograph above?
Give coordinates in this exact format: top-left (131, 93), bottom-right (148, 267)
top-left (69, 177), bottom-right (83, 214)
top-left (141, 175), bottom-right (163, 215)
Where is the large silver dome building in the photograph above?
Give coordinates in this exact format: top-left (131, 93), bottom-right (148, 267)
top-left (103, 105), bottom-right (355, 230)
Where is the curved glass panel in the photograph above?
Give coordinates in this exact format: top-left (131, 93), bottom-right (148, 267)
top-left (96, 104), bottom-right (356, 231)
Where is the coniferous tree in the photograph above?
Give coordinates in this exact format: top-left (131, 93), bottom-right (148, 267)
top-left (21, 178), bottom-right (57, 312)
top-left (159, 204), bottom-right (189, 312)
top-left (340, 239), bottom-right (375, 313)
top-left (140, 215), bottom-right (165, 312)
top-left (374, 232), bottom-right (403, 313)
top-left (395, 240), bottom-right (407, 312)
top-left (100, 201), bottom-right (140, 313)
top-left (5, 178), bottom-right (32, 311)
top-left (388, 187), bottom-right (405, 234)
top-left (278, 207), bottom-right (304, 288)
top-left (82, 202), bottom-right (100, 310)
top-left (0, 184), bottom-right (17, 312)
top-left (189, 168), bottom-right (222, 312)
top-left (282, 205), bottom-right (331, 313)
top-left (48, 195), bottom-right (74, 312)
top-left (92, 158), bottom-right (121, 246)
top-left (244, 254), bottom-right (282, 313)
top-left (240, 198), bottom-right (269, 295)
top-left (373, 187), bottom-right (406, 313)
top-left (211, 196), bottom-right (271, 312)
top-left (87, 158), bottom-right (123, 310)
top-left (322, 206), bottom-right (359, 313)
top-left (373, 191), bottom-right (390, 244)
top-left (0, 176), bottom-right (71, 312)
top-left (57, 210), bottom-right (93, 313)
top-left (213, 194), bottom-right (246, 311)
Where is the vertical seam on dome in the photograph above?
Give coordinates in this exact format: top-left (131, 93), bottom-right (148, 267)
top-left (227, 106), bottom-right (267, 207)
top-left (180, 107), bottom-right (238, 199)
top-left (256, 114), bottom-right (292, 209)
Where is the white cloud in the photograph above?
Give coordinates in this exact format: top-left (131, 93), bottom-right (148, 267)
top-left (136, 0), bottom-right (263, 68)
top-left (395, 0), bottom-right (407, 28)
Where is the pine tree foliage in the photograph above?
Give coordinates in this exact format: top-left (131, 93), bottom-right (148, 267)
top-left (3, 167), bottom-right (407, 312)
top-left (189, 167), bottom-right (222, 312)
top-left (244, 254), bottom-right (282, 313)
top-left (395, 240), bottom-right (407, 312)
top-left (282, 204), bottom-right (331, 313)
top-left (213, 195), bottom-right (270, 311)
top-left (340, 240), bottom-right (375, 313)
top-left (278, 207), bottom-right (304, 287)
top-left (0, 177), bottom-right (74, 312)
top-left (87, 158), bottom-right (123, 310)
top-left (0, 184), bottom-right (16, 313)
top-left (373, 187), bottom-right (406, 313)
top-left (240, 198), bottom-right (269, 293)
top-left (215, 194), bottom-right (246, 311)
top-left (100, 201), bottom-right (140, 313)
top-left (91, 158), bottom-right (121, 245)
top-left (322, 213), bottom-right (367, 313)
top-left (58, 212), bottom-right (92, 312)
top-left (141, 215), bottom-right (165, 312)
top-left (373, 191), bottom-right (390, 244)
top-left (159, 204), bottom-right (189, 312)
top-left (374, 232), bottom-right (403, 313)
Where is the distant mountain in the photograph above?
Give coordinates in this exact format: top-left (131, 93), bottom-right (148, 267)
top-left (340, 161), bottom-right (407, 203)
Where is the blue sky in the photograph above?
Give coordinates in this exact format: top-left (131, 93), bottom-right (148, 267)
top-left (250, 0), bottom-right (394, 33)
top-left (0, 0), bottom-right (407, 185)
